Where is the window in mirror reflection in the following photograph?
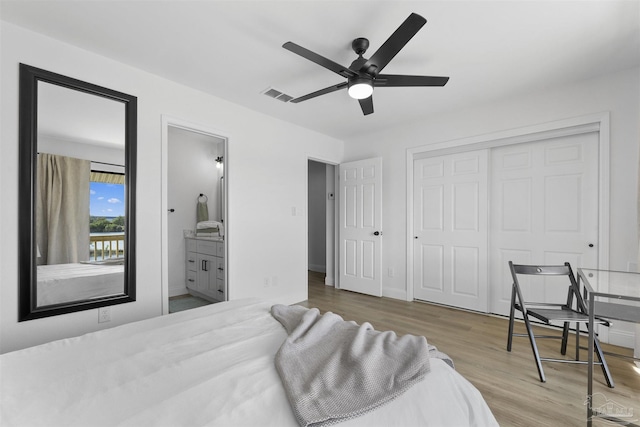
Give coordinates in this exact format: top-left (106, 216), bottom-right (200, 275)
top-left (90, 170), bottom-right (126, 262)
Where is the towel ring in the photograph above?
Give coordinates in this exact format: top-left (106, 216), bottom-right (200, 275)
top-left (198, 194), bottom-right (208, 203)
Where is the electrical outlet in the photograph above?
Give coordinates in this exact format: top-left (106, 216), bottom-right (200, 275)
top-left (264, 277), bottom-right (271, 288)
top-left (388, 268), bottom-right (394, 277)
top-left (98, 307), bottom-right (111, 323)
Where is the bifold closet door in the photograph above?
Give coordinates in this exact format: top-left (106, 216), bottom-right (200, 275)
top-left (412, 150), bottom-right (489, 312)
top-left (489, 132), bottom-right (599, 317)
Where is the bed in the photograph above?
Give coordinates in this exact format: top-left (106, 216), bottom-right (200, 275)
top-left (36, 262), bottom-right (124, 306)
top-left (0, 299), bottom-right (498, 426)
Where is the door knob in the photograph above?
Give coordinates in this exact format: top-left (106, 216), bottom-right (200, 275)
top-left (373, 231), bottom-right (382, 236)
top-left (414, 236), bottom-right (418, 239)
top-left (588, 243), bottom-right (594, 248)
top-left (168, 208), bottom-right (175, 213)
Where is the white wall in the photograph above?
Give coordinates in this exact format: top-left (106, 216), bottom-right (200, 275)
top-left (0, 22), bottom-right (343, 353)
top-left (343, 66), bottom-right (640, 300)
top-left (167, 127), bottom-right (224, 297)
top-left (307, 160), bottom-right (326, 272)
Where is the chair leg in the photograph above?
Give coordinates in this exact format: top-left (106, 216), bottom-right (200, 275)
top-left (560, 321), bottom-right (569, 355)
top-left (507, 284), bottom-right (516, 352)
top-left (590, 326), bottom-right (615, 388)
top-left (522, 314), bottom-right (546, 382)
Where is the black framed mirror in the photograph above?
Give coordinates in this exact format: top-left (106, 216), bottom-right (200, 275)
top-left (19, 64), bottom-right (137, 321)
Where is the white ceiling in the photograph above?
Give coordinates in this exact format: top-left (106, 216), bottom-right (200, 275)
top-left (2, 0), bottom-right (639, 141)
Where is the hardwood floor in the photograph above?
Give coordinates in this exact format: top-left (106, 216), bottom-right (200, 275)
top-left (301, 271), bottom-right (639, 427)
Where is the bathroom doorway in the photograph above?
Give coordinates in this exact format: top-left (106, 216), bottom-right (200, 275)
top-left (161, 117), bottom-right (228, 314)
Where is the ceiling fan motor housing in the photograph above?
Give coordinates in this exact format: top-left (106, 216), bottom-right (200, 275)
top-left (352, 38), bottom-right (369, 56)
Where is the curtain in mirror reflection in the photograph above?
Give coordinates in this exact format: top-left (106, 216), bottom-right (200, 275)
top-left (36, 153), bottom-right (90, 265)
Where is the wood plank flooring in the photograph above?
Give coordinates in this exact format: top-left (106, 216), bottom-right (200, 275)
top-left (300, 271), bottom-right (639, 427)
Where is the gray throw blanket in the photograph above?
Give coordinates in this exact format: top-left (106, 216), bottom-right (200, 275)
top-left (271, 304), bottom-right (454, 427)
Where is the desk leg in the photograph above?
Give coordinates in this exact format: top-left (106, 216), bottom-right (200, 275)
top-left (587, 296), bottom-right (595, 427)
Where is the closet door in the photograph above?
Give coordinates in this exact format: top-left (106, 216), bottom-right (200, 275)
top-left (489, 132), bottom-right (599, 316)
top-left (413, 150), bottom-right (488, 312)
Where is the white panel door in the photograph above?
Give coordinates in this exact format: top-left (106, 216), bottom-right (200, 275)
top-left (339, 157), bottom-right (382, 297)
top-left (413, 150), bottom-right (488, 312)
top-left (489, 132), bottom-right (599, 316)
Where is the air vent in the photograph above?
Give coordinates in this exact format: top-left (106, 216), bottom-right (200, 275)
top-left (262, 87), bottom-right (294, 103)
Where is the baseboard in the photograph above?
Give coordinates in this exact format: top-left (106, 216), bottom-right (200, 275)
top-left (382, 287), bottom-right (407, 301)
top-left (308, 264), bottom-right (326, 273)
top-left (608, 329), bottom-right (635, 349)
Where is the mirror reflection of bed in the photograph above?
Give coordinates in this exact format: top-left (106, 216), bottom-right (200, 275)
top-left (37, 261), bottom-right (124, 306)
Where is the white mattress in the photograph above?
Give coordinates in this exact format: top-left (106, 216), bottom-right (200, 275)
top-left (37, 262), bottom-right (124, 306)
top-left (0, 299), bottom-right (498, 427)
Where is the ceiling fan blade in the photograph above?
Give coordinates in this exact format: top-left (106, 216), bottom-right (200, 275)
top-left (290, 82), bottom-right (348, 103)
top-left (358, 96), bottom-right (374, 115)
top-left (364, 13), bottom-right (427, 75)
top-left (374, 74), bottom-right (449, 87)
top-left (283, 42), bottom-right (356, 79)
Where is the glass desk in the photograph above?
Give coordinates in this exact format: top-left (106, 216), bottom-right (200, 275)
top-left (578, 268), bottom-right (640, 427)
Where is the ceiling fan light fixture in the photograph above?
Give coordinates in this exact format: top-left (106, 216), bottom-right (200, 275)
top-left (348, 77), bottom-right (373, 99)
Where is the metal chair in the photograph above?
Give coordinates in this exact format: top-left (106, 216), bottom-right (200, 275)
top-left (506, 261), bottom-right (613, 387)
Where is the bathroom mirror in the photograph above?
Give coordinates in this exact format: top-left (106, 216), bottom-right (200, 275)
top-left (18, 64), bottom-right (137, 321)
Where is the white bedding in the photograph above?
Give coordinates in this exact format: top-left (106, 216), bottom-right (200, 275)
top-left (37, 262), bottom-right (124, 306)
top-left (0, 299), bottom-right (498, 427)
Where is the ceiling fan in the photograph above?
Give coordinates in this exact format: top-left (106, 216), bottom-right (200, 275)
top-left (282, 13), bottom-right (449, 116)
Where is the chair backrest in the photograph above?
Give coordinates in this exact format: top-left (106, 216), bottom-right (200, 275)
top-left (509, 261), bottom-right (583, 311)
top-left (510, 263), bottom-right (572, 277)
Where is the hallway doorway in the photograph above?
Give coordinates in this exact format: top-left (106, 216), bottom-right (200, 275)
top-left (308, 159), bottom-right (336, 286)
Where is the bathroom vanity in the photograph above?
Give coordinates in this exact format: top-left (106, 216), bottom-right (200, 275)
top-left (185, 237), bottom-right (225, 302)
